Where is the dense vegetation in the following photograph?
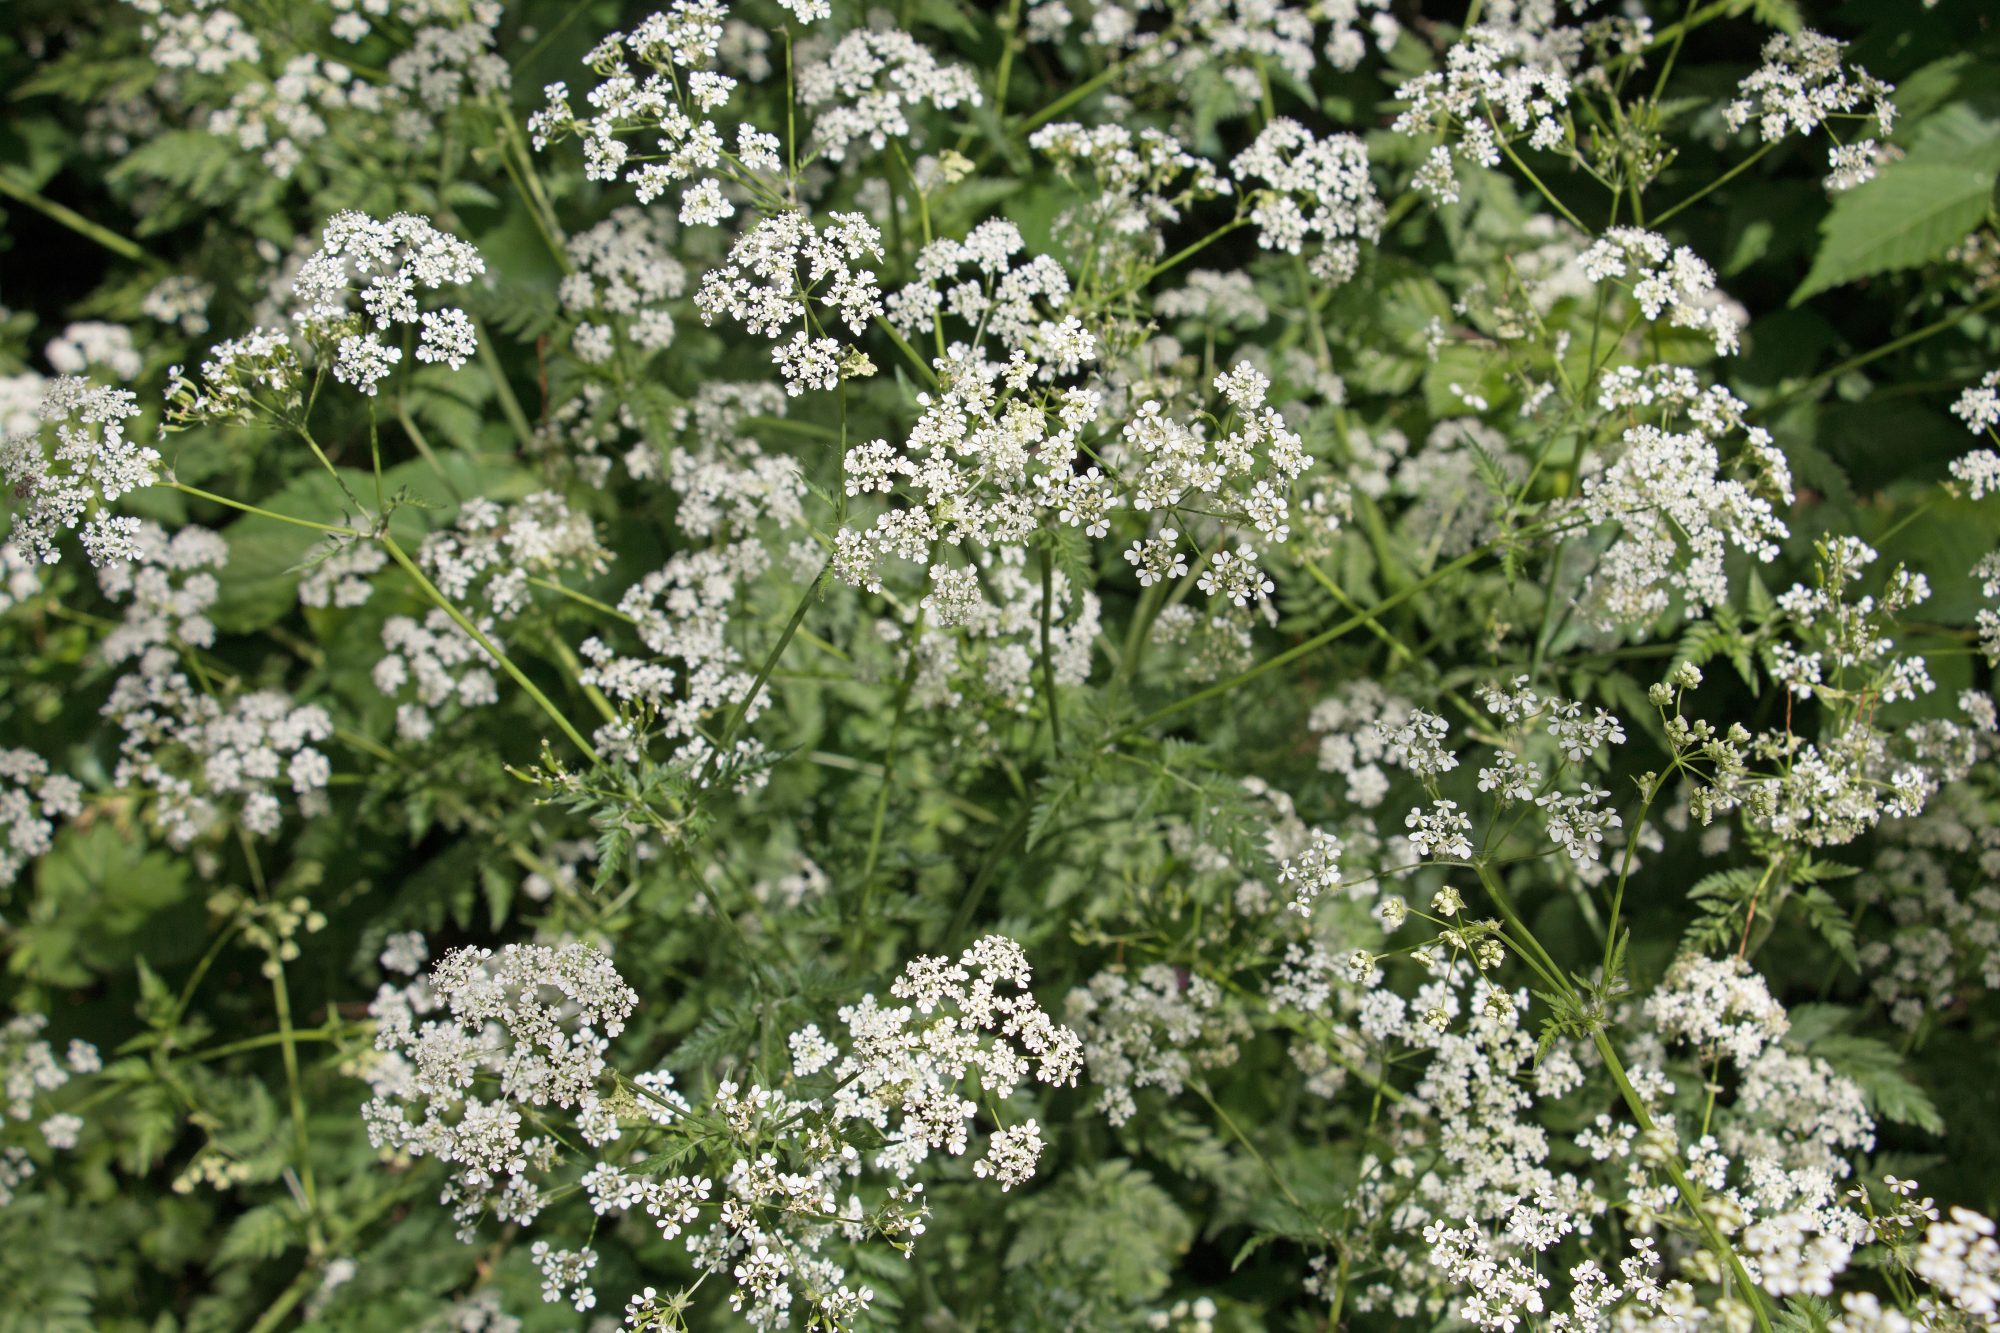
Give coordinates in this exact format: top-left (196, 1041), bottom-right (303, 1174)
top-left (3, 0), bottom-right (2000, 1329)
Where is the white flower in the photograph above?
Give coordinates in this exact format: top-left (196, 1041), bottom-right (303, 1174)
top-left (0, 376), bottom-right (156, 567)
top-left (291, 211), bottom-right (483, 394)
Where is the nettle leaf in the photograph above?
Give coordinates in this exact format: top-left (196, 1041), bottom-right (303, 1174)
top-left (1792, 107), bottom-right (2000, 304)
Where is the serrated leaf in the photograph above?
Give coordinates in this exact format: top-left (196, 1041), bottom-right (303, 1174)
top-left (1905, 103), bottom-right (2000, 174)
top-left (1795, 887), bottom-right (1859, 972)
top-left (1774, 1294), bottom-right (1835, 1332)
top-left (1793, 161), bottom-right (1995, 304)
top-left (1231, 1232), bottom-right (1273, 1271)
top-left (213, 1203), bottom-right (298, 1267)
top-left (1741, 0), bottom-right (1803, 33)
top-left (1797, 1031), bottom-right (1945, 1136)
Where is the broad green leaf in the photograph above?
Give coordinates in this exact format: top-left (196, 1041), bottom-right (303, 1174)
top-left (1792, 161), bottom-right (1995, 303)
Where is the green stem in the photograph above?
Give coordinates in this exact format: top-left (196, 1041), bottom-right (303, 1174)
top-left (1194, 1081), bottom-right (1321, 1235)
top-left (528, 574), bottom-right (635, 622)
top-left (1493, 123), bottom-right (1588, 231)
top-left (1652, 141), bottom-right (1778, 227)
top-left (1015, 52), bottom-right (1136, 133)
top-left (243, 1182), bottom-right (422, 1333)
top-left (700, 564), bottom-right (826, 786)
top-left (1593, 1029), bottom-right (1775, 1333)
top-left (181, 1024), bottom-right (352, 1065)
top-left (474, 320), bottom-right (538, 449)
top-left (0, 171), bottom-right (155, 266)
top-left (378, 533), bottom-right (600, 762)
top-left (393, 398), bottom-right (463, 500)
top-left (165, 480), bottom-right (362, 536)
top-left (1117, 541), bottom-right (1497, 742)
top-left (1472, 860), bottom-right (1774, 1333)
top-left (1759, 290), bottom-right (2000, 416)
top-left (941, 801), bottom-right (1034, 945)
top-left (269, 958), bottom-right (324, 1252)
top-left (1038, 542), bottom-right (1063, 753)
top-left (873, 314), bottom-right (940, 388)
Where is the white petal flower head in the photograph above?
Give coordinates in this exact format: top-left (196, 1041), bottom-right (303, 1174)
top-left (1, 376), bottom-right (157, 567)
top-left (290, 211), bottom-right (484, 396)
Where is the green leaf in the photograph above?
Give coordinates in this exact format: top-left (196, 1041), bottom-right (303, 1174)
top-left (213, 1203), bottom-right (298, 1267)
top-left (1792, 1026), bottom-right (1945, 1136)
top-left (1792, 161), bottom-right (1996, 304)
top-left (210, 469), bottom-right (373, 634)
top-left (1905, 102), bottom-right (2000, 174)
top-left (1795, 887), bottom-right (1859, 972)
top-left (1737, 0), bottom-right (1801, 33)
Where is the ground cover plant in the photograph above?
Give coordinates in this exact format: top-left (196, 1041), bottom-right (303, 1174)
top-left (3, 0), bottom-right (2000, 1329)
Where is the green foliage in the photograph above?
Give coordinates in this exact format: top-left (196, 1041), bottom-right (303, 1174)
top-left (2, 0), bottom-right (1998, 1329)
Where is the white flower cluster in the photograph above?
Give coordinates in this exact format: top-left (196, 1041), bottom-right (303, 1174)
top-left (0, 751), bottom-right (83, 889)
top-left (1662, 537), bottom-right (1982, 848)
top-left (797, 28), bottom-right (980, 163)
top-left (1951, 369), bottom-right (2000, 503)
top-left (45, 321), bottom-right (142, 382)
top-left (1277, 827), bottom-right (1346, 916)
top-left (0, 376), bottom-right (157, 567)
top-left (164, 328), bottom-right (306, 429)
top-left (297, 538), bottom-right (387, 610)
top-left (694, 211), bottom-right (884, 395)
top-left (823, 935), bottom-right (1082, 1186)
top-left (1309, 681), bottom-right (1419, 808)
top-left (574, 540), bottom-right (769, 779)
top-left (884, 218), bottom-right (1087, 374)
top-left (652, 1076), bottom-right (910, 1330)
top-left (1851, 779), bottom-right (2000, 1033)
top-left (1577, 228), bottom-right (1745, 357)
top-left (141, 274), bottom-right (213, 335)
top-left (1979, 552), bottom-right (2000, 668)
top-left (291, 211), bottom-right (485, 396)
top-left (418, 493), bottom-right (606, 622)
top-left (384, 6), bottom-right (509, 114)
top-left (1645, 954), bottom-right (1789, 1064)
top-left (1, 1014), bottom-right (100, 1207)
top-left (151, 0), bottom-right (509, 176)
top-left (1580, 371), bottom-right (1793, 626)
top-left (837, 223), bottom-right (1108, 588)
top-left (527, 4), bottom-right (774, 217)
top-left (362, 936), bottom-right (1076, 1328)
top-left (208, 53), bottom-right (389, 181)
top-left (1230, 118), bottom-right (1383, 283)
top-left (1029, 122), bottom-right (1230, 267)
top-left (1908, 1206), bottom-right (2000, 1327)
top-left (362, 940), bottom-right (639, 1240)
top-left (560, 207), bottom-right (687, 367)
top-left (127, 1), bottom-right (261, 76)
top-left (375, 610), bottom-right (502, 746)
top-left (95, 520), bottom-right (228, 664)
top-left (1106, 365), bottom-right (1313, 614)
top-left (373, 494), bottom-right (602, 743)
top-left (1393, 25), bottom-right (1577, 207)
top-left (1464, 682), bottom-right (1632, 879)
top-left (660, 425), bottom-right (808, 541)
top-left (1064, 965), bottom-right (1249, 1126)
top-left (1823, 140), bottom-right (1892, 195)
top-left (901, 550), bottom-right (1102, 712)
top-left (1723, 30), bottom-right (1895, 146)
top-left (102, 646), bottom-right (334, 847)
